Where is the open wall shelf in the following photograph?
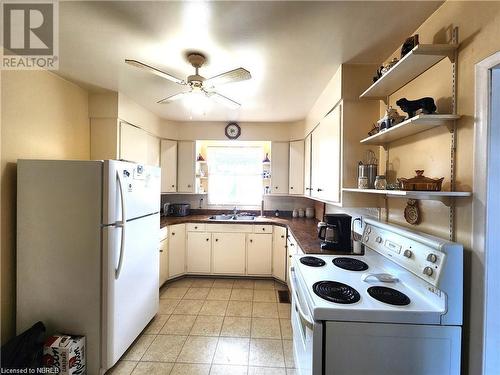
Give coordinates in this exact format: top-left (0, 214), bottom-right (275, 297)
top-left (360, 114), bottom-right (460, 147)
top-left (342, 188), bottom-right (471, 206)
top-left (360, 44), bottom-right (458, 100)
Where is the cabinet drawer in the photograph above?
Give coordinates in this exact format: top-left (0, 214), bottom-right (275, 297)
top-left (254, 225), bottom-right (273, 234)
top-left (187, 223), bottom-right (206, 232)
top-left (206, 224), bottom-right (253, 233)
top-left (160, 226), bottom-right (168, 241)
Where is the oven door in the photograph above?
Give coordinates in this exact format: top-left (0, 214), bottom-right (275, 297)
top-left (289, 265), bottom-right (323, 375)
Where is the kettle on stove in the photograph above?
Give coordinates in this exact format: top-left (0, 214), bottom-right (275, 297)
top-left (317, 214), bottom-right (352, 251)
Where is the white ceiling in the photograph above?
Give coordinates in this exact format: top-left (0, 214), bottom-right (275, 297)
top-left (58, 1), bottom-right (442, 122)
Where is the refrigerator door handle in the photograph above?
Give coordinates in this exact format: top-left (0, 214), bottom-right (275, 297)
top-left (115, 170), bottom-right (127, 279)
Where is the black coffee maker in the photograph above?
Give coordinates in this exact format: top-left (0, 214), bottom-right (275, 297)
top-left (317, 214), bottom-right (352, 251)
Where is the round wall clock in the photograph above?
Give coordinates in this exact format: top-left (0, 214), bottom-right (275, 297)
top-left (225, 122), bottom-right (241, 139)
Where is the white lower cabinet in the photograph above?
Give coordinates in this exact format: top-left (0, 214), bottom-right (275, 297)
top-left (168, 224), bottom-right (186, 278)
top-left (186, 232), bottom-right (212, 273)
top-left (247, 233), bottom-right (273, 275)
top-left (212, 232), bottom-right (246, 274)
top-left (272, 226), bottom-right (287, 282)
top-left (166, 223), bottom-right (293, 280)
top-left (159, 238), bottom-right (169, 286)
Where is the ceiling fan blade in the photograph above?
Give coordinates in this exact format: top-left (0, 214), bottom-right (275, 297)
top-left (204, 68), bottom-right (251, 87)
top-left (157, 92), bottom-right (188, 104)
top-left (125, 59), bottom-right (185, 85)
top-left (207, 91), bottom-right (241, 109)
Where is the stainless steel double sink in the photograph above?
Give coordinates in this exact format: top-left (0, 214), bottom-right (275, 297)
top-left (208, 214), bottom-right (256, 221)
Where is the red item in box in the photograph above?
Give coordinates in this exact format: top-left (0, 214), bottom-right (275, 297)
top-left (43, 334), bottom-right (86, 375)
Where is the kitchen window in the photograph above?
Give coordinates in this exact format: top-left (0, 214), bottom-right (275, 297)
top-left (207, 146), bottom-right (263, 206)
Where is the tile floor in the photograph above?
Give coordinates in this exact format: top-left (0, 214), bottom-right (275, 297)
top-left (108, 277), bottom-right (295, 375)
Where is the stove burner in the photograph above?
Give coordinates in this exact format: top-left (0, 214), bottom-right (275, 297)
top-left (300, 256), bottom-right (326, 267)
top-left (367, 286), bottom-right (411, 306)
top-left (332, 257), bottom-right (369, 271)
top-left (313, 281), bottom-right (361, 304)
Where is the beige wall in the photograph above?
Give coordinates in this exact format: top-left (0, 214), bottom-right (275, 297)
top-left (1, 70), bottom-right (90, 344)
top-left (164, 120), bottom-right (303, 142)
top-left (367, 2), bottom-right (500, 373)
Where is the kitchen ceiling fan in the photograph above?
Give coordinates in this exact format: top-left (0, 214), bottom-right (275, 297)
top-left (125, 52), bottom-right (251, 109)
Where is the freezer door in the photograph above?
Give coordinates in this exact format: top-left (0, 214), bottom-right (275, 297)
top-left (103, 160), bottom-right (161, 224)
top-left (102, 213), bottom-right (159, 370)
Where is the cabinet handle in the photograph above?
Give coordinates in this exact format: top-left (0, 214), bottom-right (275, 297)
top-left (317, 188), bottom-right (323, 192)
top-left (281, 235), bottom-right (285, 238)
top-left (206, 238), bottom-right (209, 241)
top-left (215, 238), bottom-right (219, 242)
top-left (275, 186), bottom-right (278, 189)
top-left (159, 249), bottom-right (163, 253)
top-left (262, 228), bottom-right (265, 231)
top-left (172, 232), bottom-right (175, 236)
top-left (195, 226), bottom-right (198, 229)
top-left (250, 239), bottom-right (253, 243)
top-left (290, 186), bottom-right (294, 189)
top-left (171, 184), bottom-right (175, 188)
top-left (188, 184), bottom-right (192, 188)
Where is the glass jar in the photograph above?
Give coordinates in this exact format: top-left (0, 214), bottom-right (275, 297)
top-left (358, 176), bottom-right (369, 189)
top-left (374, 175), bottom-right (387, 190)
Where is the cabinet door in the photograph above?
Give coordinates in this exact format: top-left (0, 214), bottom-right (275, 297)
top-left (319, 105), bottom-right (341, 202)
top-left (120, 122), bottom-right (148, 164)
top-left (247, 233), bottom-right (273, 275)
top-left (212, 233), bottom-right (246, 274)
top-left (271, 142), bottom-right (289, 194)
top-left (310, 106), bottom-right (341, 202)
top-left (289, 140), bottom-right (304, 195)
top-left (146, 133), bottom-right (160, 167)
top-left (186, 232), bottom-right (211, 273)
top-left (177, 141), bottom-right (195, 193)
top-left (159, 238), bottom-right (169, 286)
top-left (310, 124), bottom-right (322, 199)
top-left (304, 134), bottom-right (312, 196)
top-left (168, 224), bottom-right (186, 278)
top-left (272, 226), bottom-right (287, 282)
top-left (160, 140), bottom-right (177, 193)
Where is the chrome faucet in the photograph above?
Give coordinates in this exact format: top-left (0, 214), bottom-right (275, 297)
top-left (233, 206), bottom-right (238, 216)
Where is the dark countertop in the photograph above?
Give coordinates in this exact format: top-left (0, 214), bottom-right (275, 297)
top-left (160, 214), bottom-right (356, 255)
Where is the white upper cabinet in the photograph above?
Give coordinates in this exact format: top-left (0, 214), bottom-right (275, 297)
top-left (310, 105), bottom-right (341, 203)
top-left (177, 141), bottom-right (196, 193)
top-left (119, 122), bottom-right (160, 166)
top-left (146, 133), bottom-right (160, 167)
top-left (289, 140), bottom-right (305, 195)
top-left (304, 134), bottom-right (312, 196)
top-left (120, 122), bottom-right (148, 163)
top-left (271, 142), bottom-right (289, 194)
top-left (160, 139), bottom-right (177, 193)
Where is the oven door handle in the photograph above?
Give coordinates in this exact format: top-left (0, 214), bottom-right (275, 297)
top-left (289, 266), bottom-right (314, 326)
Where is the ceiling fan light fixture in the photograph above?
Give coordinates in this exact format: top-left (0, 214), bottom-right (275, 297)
top-left (184, 90), bottom-right (210, 115)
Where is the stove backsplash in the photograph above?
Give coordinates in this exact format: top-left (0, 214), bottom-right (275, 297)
top-left (325, 205), bottom-right (380, 235)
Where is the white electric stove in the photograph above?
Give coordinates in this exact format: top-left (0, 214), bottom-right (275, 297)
top-left (289, 218), bottom-right (463, 375)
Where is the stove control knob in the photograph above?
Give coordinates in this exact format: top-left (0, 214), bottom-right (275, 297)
top-left (376, 236), bottom-right (383, 244)
top-left (366, 227), bottom-right (372, 234)
top-left (364, 236), bottom-right (370, 242)
top-left (423, 267), bottom-right (434, 276)
top-left (427, 253), bottom-right (438, 263)
top-left (403, 249), bottom-right (412, 258)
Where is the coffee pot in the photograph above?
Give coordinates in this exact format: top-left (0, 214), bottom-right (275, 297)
top-left (317, 214), bottom-right (352, 251)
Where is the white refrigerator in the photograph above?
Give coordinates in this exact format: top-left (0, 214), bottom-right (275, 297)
top-left (17, 160), bottom-right (160, 374)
